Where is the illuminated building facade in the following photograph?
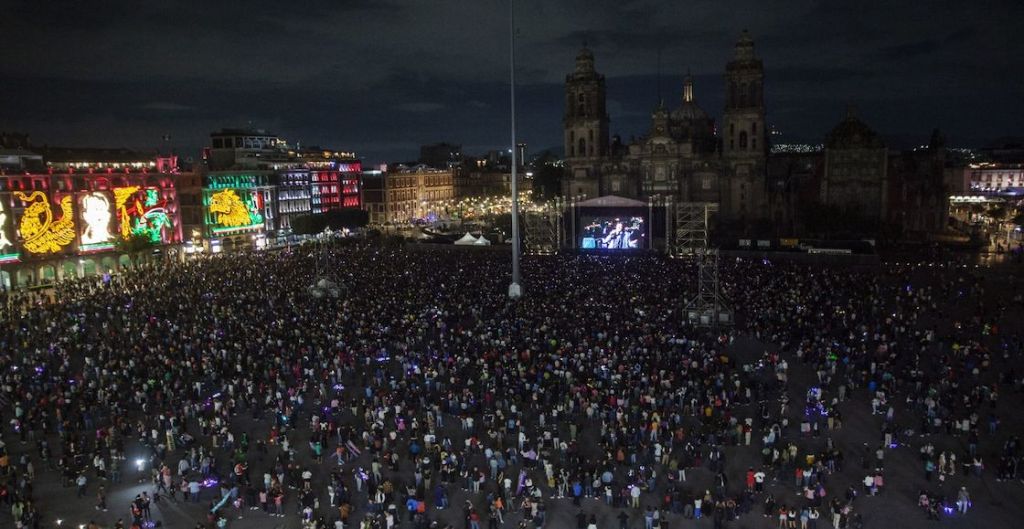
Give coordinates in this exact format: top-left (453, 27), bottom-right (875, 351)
top-left (0, 169), bottom-right (184, 289)
top-left (201, 172), bottom-right (276, 252)
top-left (274, 170), bottom-right (312, 231)
top-left (202, 129), bottom-right (361, 242)
top-left (361, 168), bottom-right (454, 224)
top-left (964, 163), bottom-right (1024, 194)
top-left (311, 162), bottom-right (363, 214)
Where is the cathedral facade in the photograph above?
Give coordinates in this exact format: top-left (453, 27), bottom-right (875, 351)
top-left (562, 31), bottom-right (768, 223)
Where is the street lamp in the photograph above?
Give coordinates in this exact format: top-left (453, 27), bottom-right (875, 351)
top-left (508, 0), bottom-right (522, 299)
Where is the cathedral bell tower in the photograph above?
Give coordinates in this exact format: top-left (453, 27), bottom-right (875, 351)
top-left (723, 30), bottom-right (766, 160)
top-left (564, 45), bottom-right (609, 160)
top-left (721, 30), bottom-right (767, 220)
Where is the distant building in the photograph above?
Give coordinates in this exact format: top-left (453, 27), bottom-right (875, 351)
top-left (362, 167), bottom-right (454, 224)
top-left (454, 170), bottom-right (532, 198)
top-left (419, 142), bottom-right (462, 169)
top-left (562, 31), bottom-right (767, 222)
top-left (207, 129), bottom-right (287, 171)
top-left (36, 146), bottom-right (179, 173)
top-left (820, 107), bottom-right (889, 222)
top-left (0, 133), bottom-right (43, 172)
top-left (887, 130), bottom-right (949, 236)
top-left (980, 138), bottom-right (1024, 163)
top-left (201, 129), bottom-right (362, 240)
top-left (961, 163), bottom-right (1024, 194)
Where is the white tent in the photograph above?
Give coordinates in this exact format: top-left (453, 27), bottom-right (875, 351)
top-left (454, 233), bottom-right (479, 245)
top-left (473, 235), bottom-right (492, 246)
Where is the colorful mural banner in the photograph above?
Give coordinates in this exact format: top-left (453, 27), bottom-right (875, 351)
top-left (14, 191), bottom-right (76, 255)
top-left (209, 189), bottom-right (264, 231)
top-left (113, 186), bottom-right (174, 243)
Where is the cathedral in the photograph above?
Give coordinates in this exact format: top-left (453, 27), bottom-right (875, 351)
top-left (562, 31), bottom-right (768, 223)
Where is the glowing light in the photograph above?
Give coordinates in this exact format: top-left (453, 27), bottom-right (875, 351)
top-left (0, 201), bottom-right (14, 252)
top-left (209, 189), bottom-right (263, 229)
top-left (79, 192), bottom-right (114, 248)
top-left (114, 186), bottom-right (173, 243)
top-left (15, 191), bottom-right (76, 254)
top-left (114, 186), bottom-right (141, 238)
top-left (0, 199), bottom-right (16, 262)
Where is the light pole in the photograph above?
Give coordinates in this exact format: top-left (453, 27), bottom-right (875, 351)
top-left (508, 0), bottom-right (522, 299)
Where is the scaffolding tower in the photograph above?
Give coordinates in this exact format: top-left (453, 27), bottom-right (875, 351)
top-left (684, 249), bottom-right (733, 327)
top-left (523, 205), bottom-right (561, 255)
top-left (670, 202), bottom-right (718, 257)
top-left (308, 239), bottom-right (345, 299)
top-left (669, 201), bottom-right (732, 326)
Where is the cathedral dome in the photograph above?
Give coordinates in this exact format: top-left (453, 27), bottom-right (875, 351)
top-left (671, 71), bottom-right (708, 122)
top-left (826, 106), bottom-right (884, 149)
top-left (671, 101), bottom-right (709, 122)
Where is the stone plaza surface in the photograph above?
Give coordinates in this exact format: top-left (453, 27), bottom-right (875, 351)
top-left (2, 252), bottom-right (1023, 529)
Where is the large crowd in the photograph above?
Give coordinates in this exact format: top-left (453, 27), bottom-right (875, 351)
top-left (1, 242), bottom-right (1023, 529)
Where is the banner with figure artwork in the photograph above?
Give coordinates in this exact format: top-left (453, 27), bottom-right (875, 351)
top-left (0, 198), bottom-right (19, 263)
top-left (78, 191), bottom-right (116, 251)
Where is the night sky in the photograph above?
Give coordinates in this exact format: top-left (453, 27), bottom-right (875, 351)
top-left (2, 0), bottom-right (1022, 164)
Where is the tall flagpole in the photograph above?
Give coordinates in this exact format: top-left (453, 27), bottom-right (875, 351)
top-left (508, 0), bottom-right (522, 299)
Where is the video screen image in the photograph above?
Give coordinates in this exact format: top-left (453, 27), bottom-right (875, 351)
top-left (580, 215), bottom-right (645, 250)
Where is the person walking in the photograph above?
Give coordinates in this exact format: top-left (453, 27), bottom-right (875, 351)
top-left (96, 486), bottom-right (107, 512)
top-left (957, 487), bottom-right (971, 514)
top-left (77, 473), bottom-right (88, 498)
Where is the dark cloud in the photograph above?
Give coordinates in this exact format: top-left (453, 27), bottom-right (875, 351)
top-left (0, 0), bottom-right (1020, 162)
top-left (870, 28), bottom-right (978, 61)
top-left (554, 28), bottom-right (731, 53)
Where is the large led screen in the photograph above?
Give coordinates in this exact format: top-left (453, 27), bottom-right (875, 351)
top-left (580, 215), bottom-right (646, 250)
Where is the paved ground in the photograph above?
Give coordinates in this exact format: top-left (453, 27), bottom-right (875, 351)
top-left (14, 339), bottom-right (1024, 529)
top-left (4, 259), bottom-right (1024, 529)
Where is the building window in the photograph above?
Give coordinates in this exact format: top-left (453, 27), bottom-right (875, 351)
top-left (739, 131), bottom-right (748, 149)
top-left (578, 139), bottom-right (586, 157)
